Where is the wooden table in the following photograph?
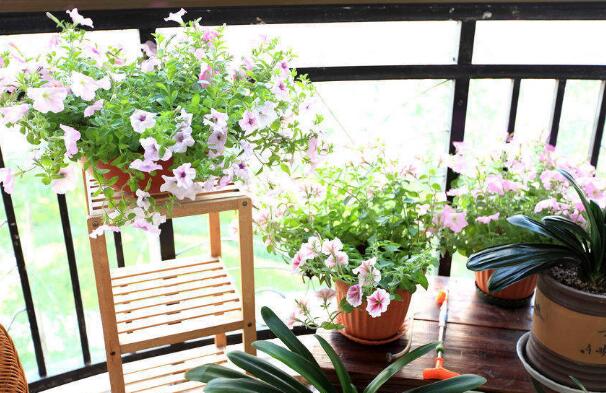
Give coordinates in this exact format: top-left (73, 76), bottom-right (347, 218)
top-left (297, 276), bottom-right (534, 392)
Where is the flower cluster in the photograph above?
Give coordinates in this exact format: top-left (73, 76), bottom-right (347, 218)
top-left (0, 9), bottom-right (326, 235)
top-left (255, 145), bottom-right (444, 324)
top-left (441, 136), bottom-right (606, 256)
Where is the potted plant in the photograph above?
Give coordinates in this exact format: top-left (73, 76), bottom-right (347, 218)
top-left (185, 306), bottom-right (487, 392)
top-left (442, 138), bottom-right (597, 306)
top-left (255, 146), bottom-right (445, 344)
top-left (0, 9), bottom-right (325, 235)
top-left (467, 169), bottom-right (606, 391)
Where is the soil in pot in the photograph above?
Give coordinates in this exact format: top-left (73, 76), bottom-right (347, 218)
top-left (335, 280), bottom-right (411, 345)
top-left (94, 159), bottom-right (173, 195)
top-left (475, 270), bottom-right (537, 306)
top-left (526, 270), bottom-right (606, 391)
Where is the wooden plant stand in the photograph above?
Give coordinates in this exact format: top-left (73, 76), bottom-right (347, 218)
top-left (84, 175), bottom-right (256, 393)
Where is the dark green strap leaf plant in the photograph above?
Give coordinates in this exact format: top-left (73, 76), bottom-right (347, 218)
top-left (467, 169), bottom-right (606, 292)
top-left (186, 306), bottom-right (486, 393)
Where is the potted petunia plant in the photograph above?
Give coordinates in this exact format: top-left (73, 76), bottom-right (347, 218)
top-left (0, 9), bottom-right (326, 235)
top-left (256, 145), bottom-right (446, 344)
top-left (440, 137), bottom-right (602, 306)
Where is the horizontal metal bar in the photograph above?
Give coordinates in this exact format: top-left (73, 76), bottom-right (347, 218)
top-left (299, 64), bottom-right (606, 82)
top-left (28, 325), bottom-right (314, 392)
top-left (3, 2), bottom-right (606, 35)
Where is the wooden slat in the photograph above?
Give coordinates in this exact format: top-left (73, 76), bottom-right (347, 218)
top-left (123, 345), bottom-right (221, 374)
top-left (134, 381), bottom-right (206, 393)
top-left (114, 275), bottom-right (232, 304)
top-left (112, 259), bottom-right (222, 287)
top-left (118, 299), bottom-right (241, 333)
top-left (112, 266), bottom-right (226, 296)
top-left (115, 282), bottom-right (236, 313)
top-left (119, 311), bottom-right (243, 353)
top-left (125, 356), bottom-right (226, 392)
top-left (116, 291), bottom-right (240, 323)
top-left (111, 256), bottom-right (217, 280)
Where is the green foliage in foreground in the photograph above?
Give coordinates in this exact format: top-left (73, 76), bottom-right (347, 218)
top-left (186, 306), bottom-right (486, 393)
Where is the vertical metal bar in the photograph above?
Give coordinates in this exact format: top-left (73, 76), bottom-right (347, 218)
top-left (590, 80), bottom-right (606, 166)
top-left (507, 78), bottom-right (521, 135)
top-left (440, 21), bottom-right (476, 277)
top-left (0, 147), bottom-right (47, 377)
top-left (548, 79), bottom-right (567, 146)
top-left (138, 26), bottom-right (177, 261)
top-left (57, 194), bottom-right (91, 365)
top-left (113, 232), bottom-right (125, 268)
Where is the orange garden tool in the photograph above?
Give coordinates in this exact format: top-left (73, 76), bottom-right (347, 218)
top-left (422, 289), bottom-right (461, 380)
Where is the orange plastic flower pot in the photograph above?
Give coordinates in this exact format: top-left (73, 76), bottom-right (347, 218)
top-left (94, 158), bottom-right (173, 195)
top-left (475, 270), bottom-right (537, 300)
top-left (335, 280), bottom-right (411, 345)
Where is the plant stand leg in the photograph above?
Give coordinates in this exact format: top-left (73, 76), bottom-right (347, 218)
top-left (88, 220), bottom-right (125, 393)
top-left (238, 198), bottom-right (256, 354)
top-left (209, 212), bottom-right (227, 348)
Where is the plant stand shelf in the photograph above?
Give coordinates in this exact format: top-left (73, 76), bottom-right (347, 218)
top-left (84, 173), bottom-right (256, 393)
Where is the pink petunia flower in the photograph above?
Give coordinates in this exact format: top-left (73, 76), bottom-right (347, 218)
top-left (198, 63), bottom-right (214, 88)
top-left (70, 72), bottom-right (110, 101)
top-left (325, 251), bottom-right (349, 268)
top-left (136, 189), bottom-right (151, 210)
top-left (60, 124), bottom-right (81, 158)
top-left (316, 288), bottom-right (336, 302)
top-left (0, 168), bottom-right (14, 194)
top-left (232, 162), bottom-right (251, 183)
top-left (130, 109), bottom-right (157, 133)
top-left (207, 130), bottom-right (227, 152)
top-left (307, 137), bottom-right (320, 168)
top-left (140, 41), bottom-right (157, 57)
top-left (534, 198), bottom-right (561, 213)
top-left (256, 101), bottom-right (278, 129)
top-left (66, 8), bottom-right (94, 28)
top-left (299, 236), bottom-right (321, 259)
top-left (27, 86), bottom-right (68, 113)
top-left (173, 163), bottom-right (196, 188)
top-left (366, 288), bottom-right (390, 318)
top-left (0, 104), bottom-right (29, 125)
top-left (540, 170), bottom-right (566, 190)
top-left (89, 224), bottom-right (120, 239)
top-left (277, 60), bottom-right (290, 76)
top-left (160, 175), bottom-right (203, 200)
top-left (476, 212), bottom-right (500, 224)
top-left (435, 205), bottom-right (468, 233)
top-left (291, 252), bottom-right (305, 271)
top-left (346, 284), bottom-right (363, 308)
top-left (84, 99), bottom-right (104, 117)
top-left (164, 8), bottom-right (187, 24)
top-left (353, 257), bottom-right (381, 286)
top-left (271, 79), bottom-right (289, 100)
top-left (321, 238), bottom-right (343, 256)
top-left (130, 159), bottom-right (162, 173)
top-left (238, 110), bottom-right (259, 134)
top-left (140, 137), bottom-right (171, 162)
top-left (203, 29), bottom-right (219, 42)
top-left (51, 166), bottom-right (77, 194)
top-left (485, 174), bottom-right (506, 195)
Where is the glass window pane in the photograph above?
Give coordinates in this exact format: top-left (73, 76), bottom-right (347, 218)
top-left (556, 80), bottom-right (602, 162)
top-left (474, 21), bottom-right (606, 65)
top-left (160, 21), bottom-right (460, 67)
top-left (513, 79), bottom-right (557, 142)
top-left (464, 79), bottom-right (512, 149)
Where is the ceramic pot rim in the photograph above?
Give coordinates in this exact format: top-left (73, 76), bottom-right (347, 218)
top-left (538, 273), bottom-right (606, 317)
top-left (516, 332), bottom-right (604, 393)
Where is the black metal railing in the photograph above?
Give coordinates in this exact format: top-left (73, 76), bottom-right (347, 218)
top-left (1, 2), bottom-right (606, 391)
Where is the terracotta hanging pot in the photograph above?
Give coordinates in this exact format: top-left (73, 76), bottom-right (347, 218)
top-left (475, 270), bottom-right (537, 307)
top-left (335, 280), bottom-right (411, 345)
top-left (523, 273), bottom-right (606, 391)
top-left (93, 158), bottom-right (174, 195)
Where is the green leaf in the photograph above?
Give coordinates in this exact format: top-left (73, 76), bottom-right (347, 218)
top-left (227, 350), bottom-right (310, 393)
top-left (569, 376), bottom-right (588, 392)
top-left (185, 364), bottom-right (251, 383)
top-left (467, 243), bottom-right (579, 271)
top-left (204, 377), bottom-right (284, 393)
top-left (314, 335), bottom-right (357, 393)
top-left (363, 342), bottom-right (438, 393)
top-left (530, 379), bottom-right (546, 393)
top-left (253, 341), bottom-right (336, 393)
top-left (339, 297), bottom-right (354, 313)
top-left (260, 307), bottom-right (319, 367)
top-left (280, 163), bottom-right (291, 175)
top-left (402, 375), bottom-right (487, 393)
